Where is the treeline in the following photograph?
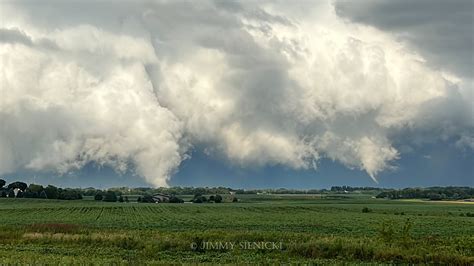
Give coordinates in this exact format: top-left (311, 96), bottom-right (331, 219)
top-left (90, 186), bottom-right (385, 196)
top-left (235, 186), bottom-right (386, 194)
top-left (2, 178), bottom-right (473, 202)
top-left (89, 186), bottom-right (233, 196)
top-left (0, 180), bottom-right (83, 200)
top-left (0, 180), bottom-right (390, 198)
top-left (330, 186), bottom-right (383, 192)
top-left (376, 187), bottom-right (474, 200)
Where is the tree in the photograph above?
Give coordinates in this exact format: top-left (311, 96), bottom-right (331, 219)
top-left (39, 190), bottom-right (48, 199)
top-left (124, 196), bottom-right (129, 203)
top-left (8, 181), bottom-right (27, 192)
top-left (8, 189), bottom-right (15, 198)
top-left (209, 195), bottom-right (215, 202)
top-left (25, 184), bottom-right (44, 198)
top-left (193, 195), bottom-right (207, 203)
top-left (232, 197), bottom-right (238, 202)
top-left (0, 179), bottom-right (5, 188)
top-left (118, 196), bottom-right (124, 202)
top-left (0, 190), bottom-right (6, 197)
top-left (137, 196), bottom-right (142, 202)
top-left (169, 196), bottom-right (184, 203)
top-left (44, 185), bottom-right (59, 199)
top-left (140, 195), bottom-right (156, 203)
top-left (28, 184), bottom-right (44, 194)
top-left (103, 191), bottom-right (117, 202)
top-left (23, 190), bottom-right (38, 198)
top-left (58, 189), bottom-right (82, 200)
top-left (214, 195), bottom-right (223, 203)
top-left (94, 193), bottom-right (103, 201)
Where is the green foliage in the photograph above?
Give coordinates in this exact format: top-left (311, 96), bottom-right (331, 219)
top-left (103, 191), bottom-right (117, 202)
top-left (139, 195), bottom-right (155, 203)
top-left (57, 188), bottom-right (82, 200)
top-left (377, 219), bottom-right (414, 249)
top-left (376, 187), bottom-right (474, 200)
top-left (39, 190), bottom-right (48, 199)
top-left (24, 184), bottom-right (44, 198)
top-left (7, 181), bottom-right (27, 191)
top-left (94, 193), bottom-right (103, 201)
top-left (28, 184), bottom-right (44, 194)
top-left (214, 195), bottom-right (223, 203)
top-left (0, 179), bottom-right (5, 188)
top-left (169, 196), bottom-right (184, 203)
top-left (378, 222), bottom-right (396, 245)
top-left (193, 195), bottom-right (208, 203)
top-left (44, 185), bottom-right (59, 199)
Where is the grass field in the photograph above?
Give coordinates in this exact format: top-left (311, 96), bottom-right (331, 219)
top-left (0, 195), bottom-right (473, 264)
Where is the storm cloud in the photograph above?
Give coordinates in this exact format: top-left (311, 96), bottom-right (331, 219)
top-left (0, 1), bottom-right (472, 186)
top-left (334, 0), bottom-right (473, 78)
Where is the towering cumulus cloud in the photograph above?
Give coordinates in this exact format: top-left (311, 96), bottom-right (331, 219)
top-left (0, 1), bottom-right (472, 186)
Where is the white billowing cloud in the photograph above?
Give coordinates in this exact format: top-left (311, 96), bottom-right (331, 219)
top-left (0, 28), bottom-right (184, 187)
top-left (0, 1), bottom-right (472, 186)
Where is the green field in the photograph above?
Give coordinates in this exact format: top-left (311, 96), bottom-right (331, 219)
top-left (0, 195), bottom-right (473, 264)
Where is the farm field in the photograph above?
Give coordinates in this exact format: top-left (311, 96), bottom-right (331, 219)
top-left (0, 195), bottom-right (473, 264)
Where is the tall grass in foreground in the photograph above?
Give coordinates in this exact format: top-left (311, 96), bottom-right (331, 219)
top-left (0, 221), bottom-right (472, 264)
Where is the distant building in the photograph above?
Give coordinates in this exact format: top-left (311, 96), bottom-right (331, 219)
top-left (152, 193), bottom-right (170, 203)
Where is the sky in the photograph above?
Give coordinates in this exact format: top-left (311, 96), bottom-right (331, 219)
top-left (0, 0), bottom-right (473, 189)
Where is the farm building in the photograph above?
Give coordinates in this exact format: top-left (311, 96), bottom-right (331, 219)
top-left (152, 193), bottom-right (170, 203)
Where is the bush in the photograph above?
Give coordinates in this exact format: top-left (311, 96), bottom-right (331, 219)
top-left (169, 196), bottom-right (184, 203)
top-left (193, 195), bottom-right (207, 203)
top-left (94, 194), bottom-right (103, 201)
top-left (103, 191), bottom-right (117, 202)
top-left (232, 197), bottom-right (238, 202)
top-left (214, 194), bottom-right (223, 203)
top-left (140, 195), bottom-right (156, 203)
top-left (57, 189), bottom-right (82, 200)
top-left (118, 196), bottom-right (124, 202)
top-left (362, 207), bottom-right (371, 213)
